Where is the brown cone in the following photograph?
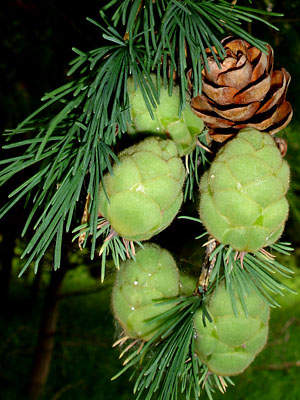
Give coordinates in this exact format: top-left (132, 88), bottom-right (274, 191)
top-left (189, 37), bottom-right (293, 143)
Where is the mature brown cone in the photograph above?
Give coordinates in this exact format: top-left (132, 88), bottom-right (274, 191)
top-left (189, 37), bottom-right (293, 143)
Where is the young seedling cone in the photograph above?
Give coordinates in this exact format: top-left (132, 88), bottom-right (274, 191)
top-left (112, 244), bottom-right (180, 341)
top-left (99, 137), bottom-right (185, 241)
top-left (194, 282), bottom-right (270, 376)
top-left (199, 128), bottom-right (290, 252)
top-left (127, 75), bottom-right (204, 156)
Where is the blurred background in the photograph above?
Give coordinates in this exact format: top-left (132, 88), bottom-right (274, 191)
top-left (0, 1), bottom-right (299, 399)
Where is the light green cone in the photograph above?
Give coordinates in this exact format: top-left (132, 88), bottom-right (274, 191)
top-left (112, 244), bottom-right (180, 341)
top-left (194, 282), bottom-right (270, 376)
top-left (179, 273), bottom-right (197, 296)
top-left (199, 128), bottom-right (290, 252)
top-left (99, 137), bottom-right (185, 241)
top-left (127, 75), bottom-right (204, 156)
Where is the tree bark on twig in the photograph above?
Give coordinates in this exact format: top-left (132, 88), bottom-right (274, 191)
top-left (26, 252), bottom-right (67, 400)
top-left (255, 361), bottom-right (300, 371)
top-left (31, 266), bottom-right (43, 302)
top-left (0, 222), bottom-right (16, 307)
top-left (58, 284), bottom-right (109, 299)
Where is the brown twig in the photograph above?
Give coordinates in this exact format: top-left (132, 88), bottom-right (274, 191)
top-left (62, 339), bottom-right (111, 348)
top-left (58, 284), bottom-right (109, 299)
top-left (78, 193), bottom-right (91, 250)
top-left (267, 317), bottom-right (300, 348)
top-left (194, 237), bottom-right (217, 295)
top-left (255, 361), bottom-right (300, 371)
top-left (52, 380), bottom-right (85, 400)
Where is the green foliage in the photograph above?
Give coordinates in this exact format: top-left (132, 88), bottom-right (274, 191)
top-left (0, 118), bottom-right (118, 275)
top-left (0, 2), bottom-right (298, 400)
top-left (102, 0), bottom-right (282, 101)
top-left (112, 295), bottom-right (235, 400)
top-left (179, 216), bottom-right (295, 309)
top-left (1, 250), bottom-right (300, 400)
top-left (0, 0), bottom-right (284, 274)
top-left (127, 74), bottom-right (205, 156)
top-left (0, 30), bottom-right (157, 274)
top-left (211, 303), bottom-right (300, 400)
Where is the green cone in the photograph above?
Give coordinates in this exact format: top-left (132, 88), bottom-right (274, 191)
top-left (194, 282), bottom-right (270, 376)
top-left (179, 273), bottom-right (197, 296)
top-left (99, 137), bottom-right (185, 241)
top-left (112, 244), bottom-right (180, 341)
top-left (199, 128), bottom-right (290, 252)
top-left (127, 75), bottom-right (204, 156)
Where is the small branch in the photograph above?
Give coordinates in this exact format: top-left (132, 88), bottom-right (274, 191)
top-left (52, 379), bottom-right (85, 400)
top-left (58, 284), bottom-right (110, 299)
top-left (78, 193), bottom-right (91, 250)
top-left (279, 317), bottom-right (300, 334)
top-left (61, 339), bottom-right (111, 348)
top-left (271, 18), bottom-right (300, 23)
top-left (255, 361), bottom-right (300, 371)
top-left (194, 237), bottom-right (217, 295)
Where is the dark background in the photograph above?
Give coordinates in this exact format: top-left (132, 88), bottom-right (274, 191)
top-left (0, 1), bottom-right (300, 399)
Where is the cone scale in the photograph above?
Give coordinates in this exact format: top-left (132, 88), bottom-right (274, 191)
top-left (190, 37), bottom-right (293, 142)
